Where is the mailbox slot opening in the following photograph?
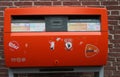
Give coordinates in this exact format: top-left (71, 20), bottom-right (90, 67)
top-left (11, 15), bottom-right (101, 32)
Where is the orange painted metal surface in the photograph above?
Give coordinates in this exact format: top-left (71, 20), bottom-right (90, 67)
top-left (4, 7), bottom-right (108, 67)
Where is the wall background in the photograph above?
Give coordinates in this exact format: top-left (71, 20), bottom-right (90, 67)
top-left (0, 0), bottom-right (120, 77)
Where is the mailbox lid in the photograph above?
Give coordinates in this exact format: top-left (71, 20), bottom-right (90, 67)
top-left (4, 7), bottom-right (108, 33)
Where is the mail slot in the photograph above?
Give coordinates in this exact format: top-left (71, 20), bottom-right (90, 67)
top-left (4, 7), bottom-right (108, 67)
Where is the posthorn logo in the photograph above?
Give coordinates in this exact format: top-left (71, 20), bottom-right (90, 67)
top-left (9, 41), bottom-right (19, 50)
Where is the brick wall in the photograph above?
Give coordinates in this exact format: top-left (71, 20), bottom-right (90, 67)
top-left (0, 0), bottom-right (120, 77)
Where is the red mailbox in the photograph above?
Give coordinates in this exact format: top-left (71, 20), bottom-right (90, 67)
top-left (4, 7), bottom-right (108, 67)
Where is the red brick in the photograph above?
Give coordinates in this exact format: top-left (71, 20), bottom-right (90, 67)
top-left (79, 0), bottom-right (98, 2)
top-left (51, 0), bottom-right (57, 1)
top-left (0, 40), bottom-right (3, 45)
top-left (0, 27), bottom-right (3, 32)
top-left (111, 40), bottom-right (120, 43)
top-left (0, 0), bottom-right (18, 2)
top-left (38, 0), bottom-right (52, 2)
top-left (109, 26), bottom-right (114, 31)
top-left (106, 0), bottom-right (117, 1)
top-left (0, 56), bottom-right (4, 59)
top-left (108, 11), bottom-right (110, 15)
top-left (111, 11), bottom-right (119, 15)
top-left (117, 58), bottom-right (120, 61)
top-left (63, 1), bottom-right (80, 6)
top-left (108, 20), bottom-right (118, 25)
top-left (0, 74), bottom-right (8, 77)
top-left (0, 68), bottom-right (7, 73)
top-left (0, 7), bottom-right (7, 11)
top-left (114, 30), bottom-right (120, 34)
top-left (106, 6), bottom-right (120, 10)
top-left (19, 0), bottom-right (38, 2)
top-left (114, 35), bottom-right (120, 39)
top-left (14, 2), bottom-right (32, 6)
top-left (8, 6), bottom-right (17, 8)
top-left (104, 66), bottom-right (116, 70)
top-left (113, 71), bottom-right (120, 76)
top-left (0, 51), bottom-right (3, 54)
top-left (109, 30), bottom-right (114, 34)
top-left (113, 62), bottom-right (120, 66)
top-left (108, 57), bottom-right (115, 62)
top-left (109, 30), bottom-right (120, 34)
top-left (109, 53), bottom-right (120, 57)
top-left (0, 59), bottom-right (5, 66)
top-left (114, 26), bottom-right (120, 30)
top-left (62, 0), bottom-right (78, 1)
top-left (0, 22), bottom-right (3, 26)
top-left (53, 1), bottom-right (61, 5)
top-left (0, 45), bottom-right (3, 50)
top-left (86, 5), bottom-right (105, 8)
top-left (109, 40), bottom-right (113, 43)
top-left (101, 1), bottom-right (118, 5)
top-left (0, 2), bottom-right (12, 6)
top-left (0, 17), bottom-right (4, 21)
top-left (109, 44), bottom-right (113, 48)
top-left (106, 61), bottom-right (112, 66)
top-left (34, 2), bottom-right (52, 6)
top-left (82, 1), bottom-right (99, 5)
top-left (109, 35), bottom-right (112, 39)
top-left (109, 48), bottom-right (120, 52)
top-left (0, 41), bottom-right (3, 44)
top-left (114, 44), bottom-right (120, 48)
top-left (104, 70), bottom-right (113, 77)
top-left (108, 16), bottom-right (120, 20)
top-left (0, 32), bottom-right (3, 36)
top-left (111, 76), bottom-right (120, 77)
top-left (0, 37), bottom-right (3, 41)
top-left (0, 12), bottom-right (3, 16)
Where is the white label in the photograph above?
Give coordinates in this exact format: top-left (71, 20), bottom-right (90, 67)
top-left (68, 22), bottom-right (100, 31)
top-left (87, 23), bottom-right (100, 31)
top-left (30, 23), bottom-right (45, 31)
top-left (11, 23), bottom-right (45, 32)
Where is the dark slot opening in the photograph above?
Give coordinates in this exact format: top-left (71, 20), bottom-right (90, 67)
top-left (40, 68), bottom-right (74, 72)
top-left (12, 15), bottom-right (45, 20)
top-left (12, 15), bottom-right (45, 23)
top-left (68, 15), bottom-right (100, 19)
top-left (11, 15), bottom-right (101, 32)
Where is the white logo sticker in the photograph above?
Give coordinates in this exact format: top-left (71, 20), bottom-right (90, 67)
top-left (9, 41), bottom-right (19, 50)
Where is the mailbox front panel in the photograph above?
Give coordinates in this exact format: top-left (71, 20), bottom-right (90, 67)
top-left (4, 7), bottom-right (108, 67)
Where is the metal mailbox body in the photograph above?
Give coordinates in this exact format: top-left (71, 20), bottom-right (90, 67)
top-left (4, 7), bottom-right (108, 67)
